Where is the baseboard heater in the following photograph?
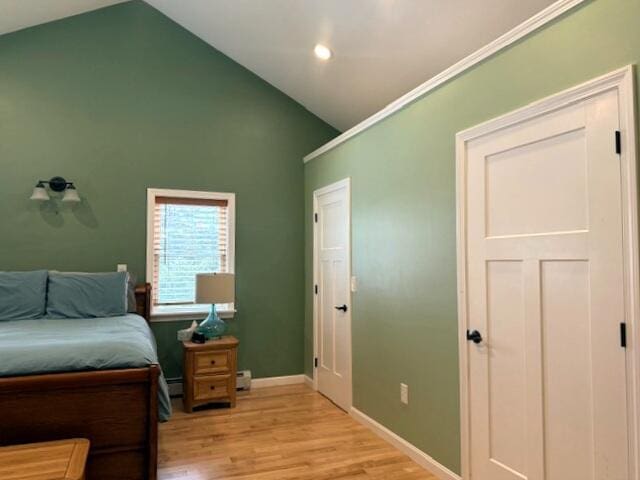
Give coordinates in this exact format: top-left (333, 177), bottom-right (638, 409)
top-left (236, 370), bottom-right (252, 391)
top-left (165, 377), bottom-right (182, 398)
top-left (166, 370), bottom-right (252, 398)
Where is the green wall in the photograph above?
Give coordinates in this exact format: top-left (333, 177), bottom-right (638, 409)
top-left (0, 0), bottom-right (338, 380)
top-left (305, 0), bottom-right (640, 473)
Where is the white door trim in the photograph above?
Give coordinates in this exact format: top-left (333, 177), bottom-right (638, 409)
top-left (456, 65), bottom-right (639, 480)
top-left (312, 177), bottom-right (353, 411)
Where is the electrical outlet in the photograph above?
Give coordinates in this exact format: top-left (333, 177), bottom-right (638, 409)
top-left (117, 264), bottom-right (128, 272)
top-left (400, 383), bottom-right (409, 405)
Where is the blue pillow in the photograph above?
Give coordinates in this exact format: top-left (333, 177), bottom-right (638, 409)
top-left (46, 272), bottom-right (128, 319)
top-left (0, 270), bottom-right (48, 320)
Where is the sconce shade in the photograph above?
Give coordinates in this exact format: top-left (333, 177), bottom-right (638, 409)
top-left (29, 177), bottom-right (79, 203)
top-left (30, 185), bottom-right (50, 202)
top-left (196, 273), bottom-right (235, 304)
top-left (62, 184), bottom-right (81, 203)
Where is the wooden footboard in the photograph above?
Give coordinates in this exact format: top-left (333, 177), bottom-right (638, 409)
top-left (0, 365), bottom-right (159, 480)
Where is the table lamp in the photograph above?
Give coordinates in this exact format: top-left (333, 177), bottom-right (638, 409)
top-left (195, 273), bottom-right (235, 340)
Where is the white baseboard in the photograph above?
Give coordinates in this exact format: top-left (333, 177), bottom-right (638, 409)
top-left (303, 375), bottom-right (314, 388)
top-left (350, 407), bottom-right (461, 480)
top-left (251, 374), bottom-right (306, 389)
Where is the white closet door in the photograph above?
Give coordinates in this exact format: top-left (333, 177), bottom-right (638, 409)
top-left (315, 179), bottom-right (352, 411)
top-left (465, 89), bottom-right (629, 480)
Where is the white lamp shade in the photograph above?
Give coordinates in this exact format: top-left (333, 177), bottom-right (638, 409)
top-left (62, 186), bottom-right (80, 202)
top-left (196, 273), bottom-right (235, 304)
top-left (30, 186), bottom-right (50, 201)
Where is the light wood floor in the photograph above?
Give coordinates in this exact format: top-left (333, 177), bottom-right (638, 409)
top-left (158, 384), bottom-right (436, 480)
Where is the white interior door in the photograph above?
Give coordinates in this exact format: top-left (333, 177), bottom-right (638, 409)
top-left (462, 89), bottom-right (630, 480)
top-left (314, 178), bottom-right (352, 411)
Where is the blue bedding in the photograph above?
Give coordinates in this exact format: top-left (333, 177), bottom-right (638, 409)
top-left (0, 314), bottom-right (171, 421)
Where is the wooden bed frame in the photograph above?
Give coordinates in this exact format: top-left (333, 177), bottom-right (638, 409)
top-left (0, 283), bottom-right (159, 480)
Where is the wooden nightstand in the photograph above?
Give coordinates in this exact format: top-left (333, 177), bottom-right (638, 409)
top-left (182, 336), bottom-right (239, 412)
top-left (0, 438), bottom-right (89, 480)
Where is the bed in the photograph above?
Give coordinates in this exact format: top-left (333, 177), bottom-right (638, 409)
top-left (0, 283), bottom-right (169, 480)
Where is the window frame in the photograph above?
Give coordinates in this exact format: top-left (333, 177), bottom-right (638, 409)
top-left (146, 188), bottom-right (236, 321)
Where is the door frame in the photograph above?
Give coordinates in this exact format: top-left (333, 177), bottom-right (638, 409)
top-left (455, 65), bottom-right (639, 480)
top-left (312, 177), bottom-right (353, 410)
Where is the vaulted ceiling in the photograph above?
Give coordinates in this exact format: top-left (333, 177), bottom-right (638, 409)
top-left (0, 0), bottom-right (557, 131)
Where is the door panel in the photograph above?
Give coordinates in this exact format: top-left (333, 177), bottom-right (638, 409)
top-left (541, 260), bottom-right (593, 480)
top-left (486, 261), bottom-right (526, 476)
top-left (319, 259), bottom-right (335, 372)
top-left (485, 128), bottom-right (587, 237)
top-left (315, 180), bottom-right (351, 411)
top-left (465, 89), bottom-right (629, 480)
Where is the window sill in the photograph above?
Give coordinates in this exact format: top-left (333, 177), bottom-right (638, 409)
top-left (150, 305), bottom-right (236, 323)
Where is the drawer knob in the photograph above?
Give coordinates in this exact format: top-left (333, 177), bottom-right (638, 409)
top-left (210, 360), bottom-right (216, 365)
top-left (210, 386), bottom-right (215, 390)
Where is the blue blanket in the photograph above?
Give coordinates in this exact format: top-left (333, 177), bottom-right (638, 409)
top-left (0, 314), bottom-right (171, 421)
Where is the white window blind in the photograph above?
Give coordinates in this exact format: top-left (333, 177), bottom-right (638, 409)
top-left (152, 196), bottom-right (229, 307)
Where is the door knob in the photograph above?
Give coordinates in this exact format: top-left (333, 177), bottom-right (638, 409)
top-left (334, 304), bottom-right (348, 312)
top-left (466, 329), bottom-right (483, 344)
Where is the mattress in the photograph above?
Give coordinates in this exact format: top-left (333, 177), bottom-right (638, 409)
top-left (0, 313), bottom-right (171, 421)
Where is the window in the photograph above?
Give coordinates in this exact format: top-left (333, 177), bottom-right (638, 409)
top-left (146, 189), bottom-right (235, 319)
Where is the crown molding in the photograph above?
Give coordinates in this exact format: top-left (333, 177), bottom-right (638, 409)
top-left (303, 0), bottom-right (586, 164)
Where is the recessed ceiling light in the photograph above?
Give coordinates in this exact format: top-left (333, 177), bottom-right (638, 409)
top-left (314, 44), bottom-right (332, 61)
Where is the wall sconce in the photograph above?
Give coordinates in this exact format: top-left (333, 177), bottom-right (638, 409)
top-left (30, 176), bottom-right (80, 203)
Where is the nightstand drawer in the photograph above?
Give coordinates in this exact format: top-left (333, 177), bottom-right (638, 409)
top-left (193, 350), bottom-right (230, 375)
top-left (193, 375), bottom-right (231, 401)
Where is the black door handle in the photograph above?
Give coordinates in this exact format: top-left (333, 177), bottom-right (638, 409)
top-left (334, 304), bottom-right (348, 312)
top-left (466, 330), bottom-right (483, 344)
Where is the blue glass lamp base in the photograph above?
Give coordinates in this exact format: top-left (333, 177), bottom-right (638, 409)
top-left (196, 304), bottom-right (227, 340)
